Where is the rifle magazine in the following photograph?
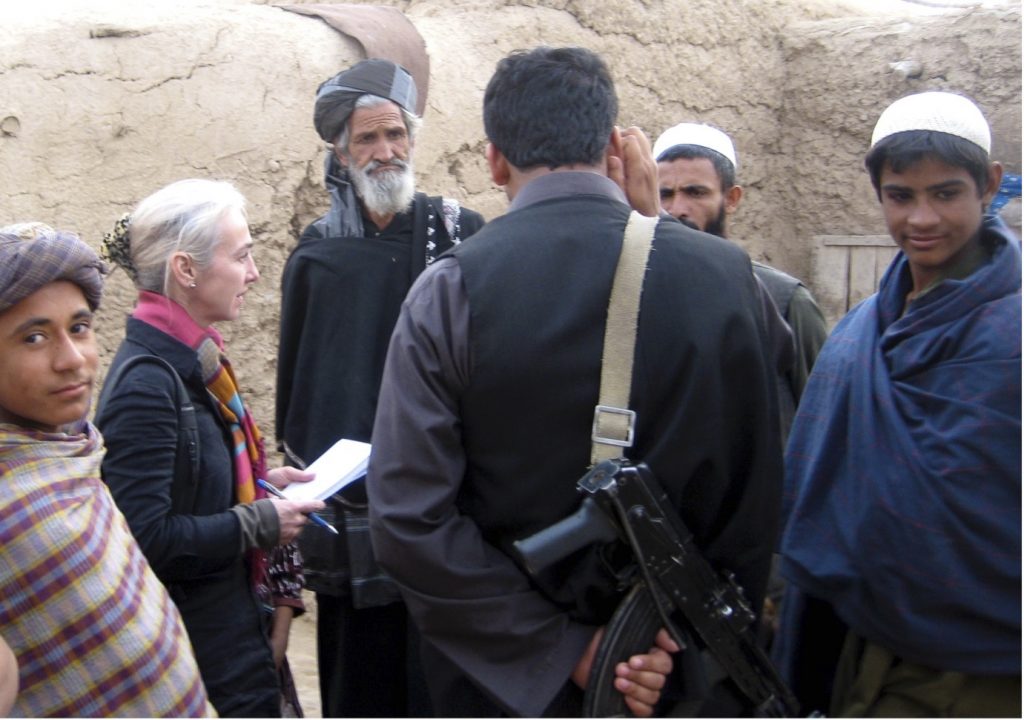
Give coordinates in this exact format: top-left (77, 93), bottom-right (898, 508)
top-left (583, 583), bottom-right (664, 717)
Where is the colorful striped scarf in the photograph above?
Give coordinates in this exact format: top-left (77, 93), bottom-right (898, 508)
top-left (195, 338), bottom-right (267, 504)
top-left (0, 423), bottom-right (212, 717)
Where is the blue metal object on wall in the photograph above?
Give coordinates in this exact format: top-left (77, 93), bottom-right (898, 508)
top-left (988, 173), bottom-right (1022, 216)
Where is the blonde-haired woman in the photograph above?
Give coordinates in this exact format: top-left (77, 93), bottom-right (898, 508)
top-left (97, 179), bottom-right (323, 717)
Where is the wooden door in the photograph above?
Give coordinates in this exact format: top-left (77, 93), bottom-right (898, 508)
top-left (812, 235), bottom-right (898, 327)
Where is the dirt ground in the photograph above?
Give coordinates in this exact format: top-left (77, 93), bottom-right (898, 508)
top-left (290, 590), bottom-right (322, 718)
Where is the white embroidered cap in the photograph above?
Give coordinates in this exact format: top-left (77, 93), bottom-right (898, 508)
top-left (653, 123), bottom-right (737, 168)
top-left (871, 91), bottom-right (990, 153)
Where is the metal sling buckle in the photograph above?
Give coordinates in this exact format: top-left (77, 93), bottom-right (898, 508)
top-left (591, 404), bottom-right (636, 448)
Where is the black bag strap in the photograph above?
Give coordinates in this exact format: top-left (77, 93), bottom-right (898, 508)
top-left (97, 354), bottom-right (200, 515)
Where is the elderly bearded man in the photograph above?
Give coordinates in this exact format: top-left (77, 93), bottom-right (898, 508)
top-left (275, 58), bottom-right (485, 718)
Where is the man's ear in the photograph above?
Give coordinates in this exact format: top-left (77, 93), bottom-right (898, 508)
top-left (982, 161), bottom-right (1004, 206)
top-left (605, 126), bottom-right (624, 166)
top-left (725, 185), bottom-right (744, 215)
top-left (487, 142), bottom-right (511, 187)
top-left (333, 144), bottom-right (349, 169)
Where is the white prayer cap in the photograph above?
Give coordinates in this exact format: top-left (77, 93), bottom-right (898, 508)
top-left (653, 123), bottom-right (737, 168)
top-left (871, 91), bottom-right (990, 153)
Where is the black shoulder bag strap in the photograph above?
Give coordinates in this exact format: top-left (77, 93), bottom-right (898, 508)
top-left (97, 355), bottom-right (200, 516)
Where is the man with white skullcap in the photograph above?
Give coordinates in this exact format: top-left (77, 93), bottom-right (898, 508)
top-left (653, 123), bottom-right (740, 236)
top-left (773, 91), bottom-right (1021, 716)
top-left (276, 58), bottom-right (485, 717)
top-left (653, 123), bottom-right (828, 443)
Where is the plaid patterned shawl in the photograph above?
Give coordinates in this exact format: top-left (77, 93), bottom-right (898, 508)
top-left (0, 423), bottom-right (213, 717)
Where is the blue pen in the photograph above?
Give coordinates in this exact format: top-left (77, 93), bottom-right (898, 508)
top-left (257, 478), bottom-right (339, 535)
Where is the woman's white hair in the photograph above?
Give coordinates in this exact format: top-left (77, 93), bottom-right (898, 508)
top-left (128, 179), bottom-right (247, 294)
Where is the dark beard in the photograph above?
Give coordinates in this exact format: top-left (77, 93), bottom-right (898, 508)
top-left (703, 202), bottom-right (728, 238)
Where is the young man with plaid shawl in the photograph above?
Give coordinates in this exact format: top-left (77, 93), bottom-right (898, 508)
top-left (0, 223), bottom-right (212, 717)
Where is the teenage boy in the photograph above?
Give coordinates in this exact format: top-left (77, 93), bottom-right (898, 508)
top-left (0, 224), bottom-right (212, 717)
top-left (774, 92), bottom-right (1021, 717)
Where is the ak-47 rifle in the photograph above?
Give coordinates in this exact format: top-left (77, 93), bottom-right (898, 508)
top-left (513, 458), bottom-right (799, 718)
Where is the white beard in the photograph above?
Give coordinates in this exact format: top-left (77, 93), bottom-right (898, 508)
top-left (349, 158), bottom-right (416, 217)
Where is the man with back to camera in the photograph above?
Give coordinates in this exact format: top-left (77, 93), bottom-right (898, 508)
top-left (275, 58), bottom-right (485, 717)
top-left (653, 123), bottom-right (828, 441)
top-left (773, 91), bottom-right (1021, 716)
top-left (367, 45), bottom-right (785, 717)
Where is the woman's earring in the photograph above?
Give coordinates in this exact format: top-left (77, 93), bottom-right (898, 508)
top-left (189, 281), bottom-right (197, 288)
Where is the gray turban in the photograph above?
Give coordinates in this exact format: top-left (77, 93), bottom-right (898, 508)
top-left (0, 224), bottom-right (106, 313)
top-left (313, 58), bottom-right (418, 143)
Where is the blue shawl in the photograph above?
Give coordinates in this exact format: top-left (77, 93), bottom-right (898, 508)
top-left (780, 216), bottom-right (1021, 674)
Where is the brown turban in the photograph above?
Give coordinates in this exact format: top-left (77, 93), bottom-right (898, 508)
top-left (0, 224), bottom-right (106, 314)
top-left (313, 58), bottom-right (418, 143)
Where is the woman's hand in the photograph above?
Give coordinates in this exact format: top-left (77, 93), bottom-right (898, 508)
top-left (270, 498), bottom-right (326, 544)
top-left (265, 466), bottom-right (315, 489)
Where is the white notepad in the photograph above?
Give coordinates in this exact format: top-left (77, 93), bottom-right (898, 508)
top-left (281, 438), bottom-right (371, 502)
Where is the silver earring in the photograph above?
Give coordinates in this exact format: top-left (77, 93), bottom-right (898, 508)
top-left (188, 281), bottom-right (197, 288)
